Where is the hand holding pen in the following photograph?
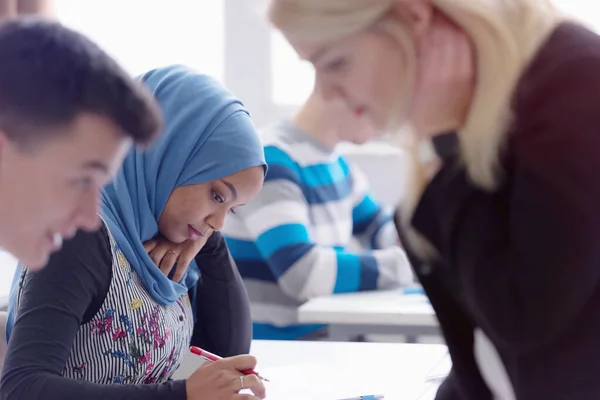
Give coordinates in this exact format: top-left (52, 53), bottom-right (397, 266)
top-left (186, 347), bottom-right (267, 400)
top-left (190, 346), bottom-right (270, 382)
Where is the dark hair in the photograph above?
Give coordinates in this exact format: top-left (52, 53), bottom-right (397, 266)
top-left (0, 17), bottom-right (162, 147)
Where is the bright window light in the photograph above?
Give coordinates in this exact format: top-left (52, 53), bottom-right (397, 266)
top-left (54, 0), bottom-right (224, 80)
top-left (268, 1), bottom-right (600, 107)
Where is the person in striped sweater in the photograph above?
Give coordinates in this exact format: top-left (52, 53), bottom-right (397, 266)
top-left (222, 88), bottom-right (414, 340)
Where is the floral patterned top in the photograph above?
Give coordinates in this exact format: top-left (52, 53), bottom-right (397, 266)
top-left (4, 223), bottom-right (251, 400)
top-left (14, 224), bottom-right (195, 386)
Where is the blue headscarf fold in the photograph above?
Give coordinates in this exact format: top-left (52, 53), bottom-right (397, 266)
top-left (100, 65), bottom-right (266, 306)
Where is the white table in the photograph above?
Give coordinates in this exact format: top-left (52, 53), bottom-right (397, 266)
top-left (298, 290), bottom-right (440, 341)
top-left (0, 251), bottom-right (17, 309)
top-left (173, 340), bottom-right (450, 399)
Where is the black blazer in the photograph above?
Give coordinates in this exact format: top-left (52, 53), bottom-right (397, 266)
top-left (395, 23), bottom-right (600, 400)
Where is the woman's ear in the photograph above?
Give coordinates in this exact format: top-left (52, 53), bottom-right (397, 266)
top-left (390, 0), bottom-right (434, 38)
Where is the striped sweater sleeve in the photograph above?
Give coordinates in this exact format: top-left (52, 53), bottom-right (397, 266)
top-left (234, 145), bottom-right (414, 302)
top-left (348, 161), bottom-right (400, 250)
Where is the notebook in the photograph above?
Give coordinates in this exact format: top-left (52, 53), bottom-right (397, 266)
top-left (255, 363), bottom-right (383, 400)
top-left (242, 359), bottom-right (443, 400)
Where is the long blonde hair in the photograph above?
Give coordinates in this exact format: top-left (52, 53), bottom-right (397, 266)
top-left (269, 0), bottom-right (562, 190)
top-left (270, 0), bottom-right (563, 257)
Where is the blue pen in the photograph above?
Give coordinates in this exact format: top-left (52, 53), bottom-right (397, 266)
top-left (403, 286), bottom-right (424, 295)
top-left (337, 395), bottom-right (385, 400)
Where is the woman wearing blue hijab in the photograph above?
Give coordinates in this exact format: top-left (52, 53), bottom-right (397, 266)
top-left (2, 65), bottom-right (267, 400)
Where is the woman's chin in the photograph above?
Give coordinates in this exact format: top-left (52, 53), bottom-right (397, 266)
top-left (160, 230), bottom-right (186, 244)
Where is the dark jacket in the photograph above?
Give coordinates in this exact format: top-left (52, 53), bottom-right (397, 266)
top-left (396, 23), bottom-right (600, 400)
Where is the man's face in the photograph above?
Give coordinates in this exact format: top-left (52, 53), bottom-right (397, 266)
top-left (0, 113), bottom-right (132, 269)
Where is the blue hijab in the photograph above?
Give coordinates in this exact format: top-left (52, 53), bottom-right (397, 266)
top-left (6, 65), bottom-right (266, 340)
top-left (100, 65), bottom-right (265, 306)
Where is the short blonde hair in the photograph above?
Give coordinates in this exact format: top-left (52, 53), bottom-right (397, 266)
top-left (269, 0), bottom-right (563, 191)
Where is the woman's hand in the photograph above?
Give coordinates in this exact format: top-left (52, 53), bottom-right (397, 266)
top-left (143, 234), bottom-right (210, 282)
top-left (186, 355), bottom-right (266, 400)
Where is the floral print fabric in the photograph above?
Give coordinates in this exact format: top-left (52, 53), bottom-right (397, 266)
top-left (62, 227), bottom-right (194, 385)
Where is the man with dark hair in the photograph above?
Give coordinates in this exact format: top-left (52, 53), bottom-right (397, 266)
top-left (0, 17), bottom-right (162, 269)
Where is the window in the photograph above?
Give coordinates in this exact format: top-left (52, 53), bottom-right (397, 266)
top-left (54, 0), bottom-right (225, 80)
top-left (270, 31), bottom-right (314, 106)
top-left (265, 1), bottom-right (600, 110)
top-left (555, 1), bottom-right (600, 32)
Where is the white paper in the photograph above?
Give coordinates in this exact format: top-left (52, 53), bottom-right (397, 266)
top-left (414, 352), bottom-right (451, 400)
top-left (415, 382), bottom-right (441, 400)
top-left (425, 352), bottom-right (451, 381)
top-left (258, 363), bottom-right (383, 400)
top-left (251, 360), bottom-right (448, 400)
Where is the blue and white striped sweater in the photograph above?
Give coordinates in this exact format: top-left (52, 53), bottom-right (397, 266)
top-left (222, 120), bottom-right (413, 339)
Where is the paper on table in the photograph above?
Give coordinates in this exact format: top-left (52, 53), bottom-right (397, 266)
top-left (415, 352), bottom-right (451, 400)
top-left (240, 346), bottom-right (451, 400)
top-left (425, 352), bottom-right (451, 382)
top-left (416, 382), bottom-right (440, 400)
top-left (256, 363), bottom-right (385, 400)
top-left (247, 360), bottom-right (442, 400)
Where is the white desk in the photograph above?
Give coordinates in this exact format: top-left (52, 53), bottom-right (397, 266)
top-left (298, 290), bottom-right (440, 341)
top-left (173, 340), bottom-right (450, 399)
top-left (0, 251), bottom-right (17, 309)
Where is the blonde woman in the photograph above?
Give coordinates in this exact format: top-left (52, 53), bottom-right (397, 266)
top-left (268, 0), bottom-right (600, 399)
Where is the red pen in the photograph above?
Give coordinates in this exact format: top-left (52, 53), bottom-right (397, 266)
top-left (189, 346), bottom-right (270, 382)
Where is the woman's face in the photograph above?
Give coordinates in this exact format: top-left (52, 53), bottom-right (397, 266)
top-left (290, 27), bottom-right (410, 131)
top-left (158, 166), bottom-right (264, 243)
